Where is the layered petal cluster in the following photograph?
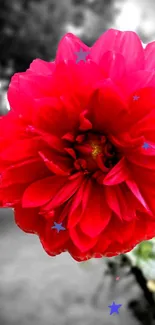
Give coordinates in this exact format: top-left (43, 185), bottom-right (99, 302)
top-left (1, 29), bottom-right (155, 261)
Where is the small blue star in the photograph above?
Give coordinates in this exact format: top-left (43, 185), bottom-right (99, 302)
top-left (75, 48), bottom-right (90, 63)
top-left (108, 301), bottom-right (122, 315)
top-left (142, 142), bottom-right (151, 150)
top-left (133, 95), bottom-right (140, 101)
top-left (51, 222), bottom-right (66, 233)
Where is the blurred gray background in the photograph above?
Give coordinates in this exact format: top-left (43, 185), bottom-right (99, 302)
top-left (1, 0), bottom-right (155, 324)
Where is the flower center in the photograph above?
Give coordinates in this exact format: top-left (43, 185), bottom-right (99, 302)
top-left (91, 142), bottom-right (102, 159)
top-left (74, 132), bottom-right (120, 174)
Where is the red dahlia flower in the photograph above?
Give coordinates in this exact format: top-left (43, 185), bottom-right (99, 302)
top-left (1, 29), bottom-right (155, 262)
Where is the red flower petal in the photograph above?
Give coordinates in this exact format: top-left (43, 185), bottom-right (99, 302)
top-left (100, 51), bottom-right (126, 82)
top-left (108, 185), bottom-right (136, 222)
top-left (68, 180), bottom-right (87, 218)
top-left (28, 59), bottom-right (55, 75)
top-left (119, 70), bottom-right (155, 98)
top-left (68, 205), bottom-right (82, 229)
top-left (68, 243), bottom-right (93, 261)
top-left (39, 149), bottom-right (72, 176)
top-left (69, 224), bottom-right (98, 252)
top-left (14, 205), bottom-right (42, 234)
top-left (79, 110), bottom-right (92, 131)
top-left (124, 87), bottom-right (155, 132)
top-left (135, 182), bottom-right (155, 217)
top-left (0, 183), bottom-right (27, 206)
top-left (145, 41), bottom-right (155, 70)
top-left (103, 158), bottom-right (129, 185)
top-left (0, 137), bottom-right (41, 162)
top-left (105, 215), bottom-right (136, 245)
top-left (64, 148), bottom-right (76, 159)
top-left (32, 97), bottom-right (72, 138)
top-left (1, 158), bottom-right (49, 187)
top-left (126, 179), bottom-right (153, 216)
top-left (105, 186), bottom-right (122, 219)
top-left (7, 74), bottom-right (34, 121)
top-left (91, 29), bottom-right (144, 72)
top-left (22, 176), bottom-right (67, 208)
top-left (56, 33), bottom-right (90, 63)
top-left (79, 184), bottom-right (111, 237)
top-left (67, 178), bottom-right (91, 228)
top-left (91, 79), bottom-right (129, 134)
top-left (39, 219), bottom-right (69, 254)
top-left (42, 173), bottom-right (84, 211)
top-left (93, 235), bottom-right (111, 255)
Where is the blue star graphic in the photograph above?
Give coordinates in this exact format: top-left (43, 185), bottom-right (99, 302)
top-left (75, 48), bottom-right (90, 63)
top-left (133, 95), bottom-right (140, 101)
top-left (108, 301), bottom-right (122, 315)
top-left (51, 222), bottom-right (66, 233)
top-left (142, 142), bottom-right (151, 150)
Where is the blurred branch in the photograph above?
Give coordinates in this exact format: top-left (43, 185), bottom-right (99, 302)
top-left (90, 254), bottom-right (155, 311)
top-left (131, 266), bottom-right (155, 307)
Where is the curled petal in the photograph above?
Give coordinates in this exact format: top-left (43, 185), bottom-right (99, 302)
top-left (79, 110), bottom-right (92, 131)
top-left (103, 158), bottom-right (130, 185)
top-left (56, 33), bottom-right (90, 63)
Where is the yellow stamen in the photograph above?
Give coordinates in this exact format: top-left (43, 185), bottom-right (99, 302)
top-left (91, 142), bottom-right (102, 159)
